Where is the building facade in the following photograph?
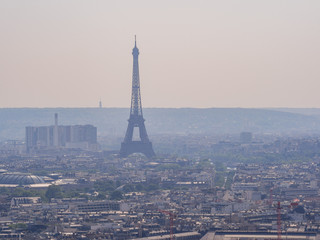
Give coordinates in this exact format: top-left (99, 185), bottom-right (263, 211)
top-left (26, 114), bottom-right (97, 151)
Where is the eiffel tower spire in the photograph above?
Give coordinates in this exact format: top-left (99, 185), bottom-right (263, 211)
top-left (130, 36), bottom-right (142, 116)
top-left (119, 37), bottom-right (155, 158)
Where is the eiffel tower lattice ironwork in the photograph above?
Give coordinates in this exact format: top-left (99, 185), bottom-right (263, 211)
top-left (119, 37), bottom-right (155, 158)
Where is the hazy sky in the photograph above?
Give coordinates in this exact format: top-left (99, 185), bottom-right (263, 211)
top-left (0, 1), bottom-right (320, 108)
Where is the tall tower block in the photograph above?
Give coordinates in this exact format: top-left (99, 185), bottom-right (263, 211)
top-left (119, 37), bottom-right (155, 158)
top-left (54, 113), bottom-right (59, 147)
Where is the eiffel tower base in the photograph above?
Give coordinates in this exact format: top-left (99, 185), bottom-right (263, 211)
top-left (120, 141), bottom-right (155, 158)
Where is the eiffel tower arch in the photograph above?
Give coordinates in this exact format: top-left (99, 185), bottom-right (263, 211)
top-left (119, 37), bottom-right (155, 158)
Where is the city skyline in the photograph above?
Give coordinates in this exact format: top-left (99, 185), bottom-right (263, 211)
top-left (1, 1), bottom-right (320, 108)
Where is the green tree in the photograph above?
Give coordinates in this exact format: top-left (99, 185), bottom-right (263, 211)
top-left (135, 183), bottom-right (144, 192)
top-left (214, 161), bottom-right (226, 172)
top-left (96, 193), bottom-right (107, 200)
top-left (110, 190), bottom-right (123, 200)
top-left (123, 184), bottom-right (134, 193)
top-left (94, 180), bottom-right (115, 192)
top-left (45, 185), bottom-right (62, 200)
top-left (146, 183), bottom-right (159, 192)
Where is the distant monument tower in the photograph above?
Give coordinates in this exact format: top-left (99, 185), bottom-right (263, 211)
top-left (119, 37), bottom-right (155, 158)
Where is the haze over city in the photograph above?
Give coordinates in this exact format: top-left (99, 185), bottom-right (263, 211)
top-left (1, 0), bottom-right (320, 108)
top-left (3, 1), bottom-right (320, 240)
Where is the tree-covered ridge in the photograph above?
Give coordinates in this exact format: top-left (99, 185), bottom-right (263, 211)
top-left (1, 108), bottom-right (320, 141)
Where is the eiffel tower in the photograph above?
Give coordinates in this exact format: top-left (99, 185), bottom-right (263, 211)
top-left (119, 37), bottom-right (155, 158)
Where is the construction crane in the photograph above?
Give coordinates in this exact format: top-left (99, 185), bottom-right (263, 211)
top-left (277, 201), bottom-right (281, 240)
top-left (159, 209), bottom-right (176, 240)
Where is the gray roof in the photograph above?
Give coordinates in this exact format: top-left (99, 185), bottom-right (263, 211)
top-left (0, 173), bottom-right (45, 185)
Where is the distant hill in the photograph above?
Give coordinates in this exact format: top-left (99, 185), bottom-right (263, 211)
top-left (270, 108), bottom-right (320, 116)
top-left (1, 108), bottom-right (320, 141)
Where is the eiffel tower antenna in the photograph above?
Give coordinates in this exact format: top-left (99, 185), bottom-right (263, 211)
top-left (119, 37), bottom-right (155, 158)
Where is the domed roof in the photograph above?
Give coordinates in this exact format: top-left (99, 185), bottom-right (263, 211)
top-left (0, 173), bottom-right (45, 185)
